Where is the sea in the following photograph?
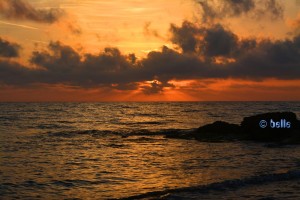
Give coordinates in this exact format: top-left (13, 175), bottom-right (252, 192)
top-left (1, 102), bottom-right (300, 199)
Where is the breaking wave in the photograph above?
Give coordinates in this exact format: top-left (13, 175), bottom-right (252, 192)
top-left (117, 169), bottom-right (300, 200)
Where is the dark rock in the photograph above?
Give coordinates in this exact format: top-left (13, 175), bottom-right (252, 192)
top-left (197, 121), bottom-right (241, 134)
top-left (165, 133), bottom-right (195, 140)
top-left (241, 112), bottom-right (300, 142)
top-left (193, 121), bottom-right (242, 142)
top-left (281, 130), bottom-right (300, 144)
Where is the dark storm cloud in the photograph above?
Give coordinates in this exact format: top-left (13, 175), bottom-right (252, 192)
top-left (140, 46), bottom-right (206, 81)
top-left (141, 36), bottom-right (300, 80)
top-left (198, 0), bottom-right (255, 22)
top-left (28, 42), bottom-right (138, 86)
top-left (170, 21), bottom-right (202, 53)
top-left (196, 0), bottom-right (283, 22)
top-left (0, 60), bottom-right (34, 85)
top-left (0, 37), bottom-right (20, 58)
top-left (0, 0), bottom-right (65, 23)
top-left (202, 24), bottom-right (239, 57)
top-left (1, 29), bottom-right (300, 93)
top-left (224, 36), bottom-right (300, 79)
top-left (170, 22), bottom-right (255, 57)
top-left (224, 0), bottom-right (255, 15)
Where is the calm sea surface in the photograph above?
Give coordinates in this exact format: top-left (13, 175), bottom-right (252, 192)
top-left (1, 102), bottom-right (300, 199)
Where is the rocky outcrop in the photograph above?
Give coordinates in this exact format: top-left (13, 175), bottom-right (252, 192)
top-left (165, 112), bottom-right (300, 144)
top-left (241, 112), bottom-right (300, 142)
top-left (193, 121), bottom-right (242, 141)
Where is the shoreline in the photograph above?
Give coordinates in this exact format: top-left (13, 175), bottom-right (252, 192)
top-left (116, 169), bottom-right (300, 200)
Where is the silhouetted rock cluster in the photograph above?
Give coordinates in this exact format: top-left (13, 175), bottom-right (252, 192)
top-left (165, 112), bottom-right (300, 144)
top-left (241, 112), bottom-right (300, 142)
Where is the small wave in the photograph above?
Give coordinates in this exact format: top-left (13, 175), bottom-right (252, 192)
top-left (104, 143), bottom-right (127, 148)
top-left (0, 116), bottom-right (20, 121)
top-left (181, 109), bottom-right (200, 113)
top-left (37, 124), bottom-right (73, 129)
top-left (57, 120), bottom-right (76, 124)
top-left (111, 105), bottom-right (138, 109)
top-left (113, 121), bottom-right (167, 126)
top-left (50, 179), bottom-right (100, 187)
top-left (50, 178), bottom-right (128, 186)
top-left (207, 112), bottom-right (225, 117)
top-left (134, 113), bottom-right (164, 117)
top-left (117, 169), bottom-right (300, 200)
top-left (0, 179), bottom-right (112, 191)
top-left (1, 180), bottom-right (48, 189)
top-left (47, 129), bottom-right (120, 138)
top-left (134, 121), bottom-right (164, 125)
top-left (124, 136), bottom-right (167, 143)
top-left (46, 128), bottom-right (193, 138)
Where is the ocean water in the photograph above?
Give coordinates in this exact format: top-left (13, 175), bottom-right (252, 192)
top-left (1, 102), bottom-right (300, 199)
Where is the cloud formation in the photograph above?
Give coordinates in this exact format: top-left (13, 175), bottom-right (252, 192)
top-left (0, 0), bottom-right (65, 23)
top-left (0, 37), bottom-right (20, 58)
top-left (1, 22), bottom-right (300, 94)
top-left (196, 0), bottom-right (284, 22)
top-left (170, 21), bottom-right (202, 53)
top-left (170, 22), bottom-right (256, 57)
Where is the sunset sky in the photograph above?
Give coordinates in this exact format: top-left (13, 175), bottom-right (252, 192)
top-left (0, 0), bottom-right (300, 101)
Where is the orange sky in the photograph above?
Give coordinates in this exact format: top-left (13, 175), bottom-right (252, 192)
top-left (0, 0), bottom-right (300, 101)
